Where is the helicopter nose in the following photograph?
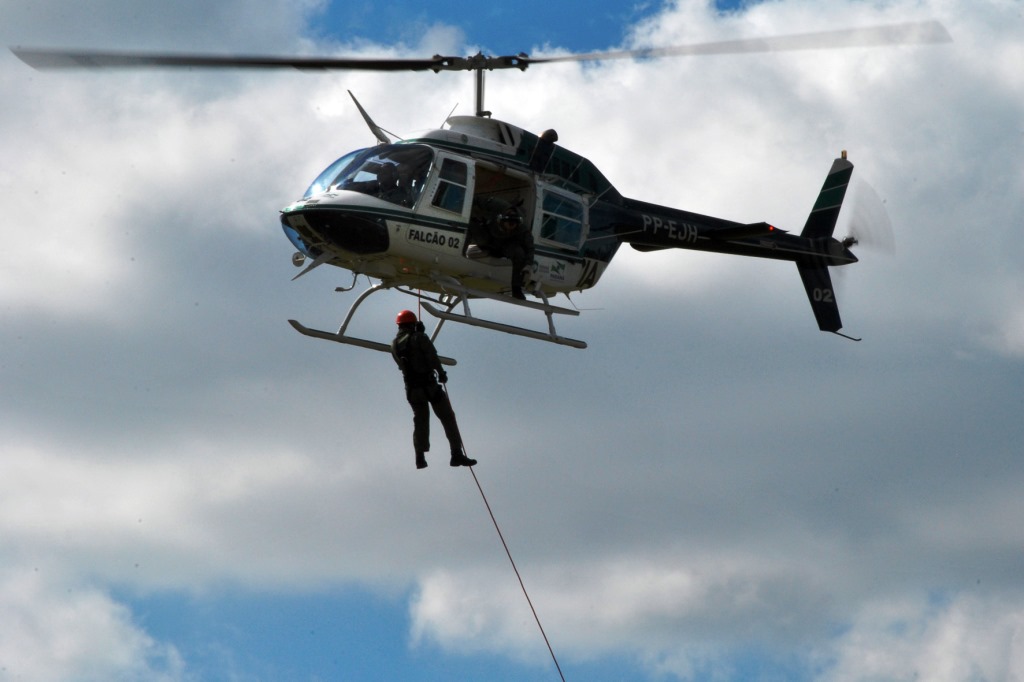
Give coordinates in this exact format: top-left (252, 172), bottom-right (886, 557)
top-left (281, 209), bottom-right (389, 255)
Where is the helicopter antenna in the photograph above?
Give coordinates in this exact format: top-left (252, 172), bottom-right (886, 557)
top-left (440, 102), bottom-right (459, 128)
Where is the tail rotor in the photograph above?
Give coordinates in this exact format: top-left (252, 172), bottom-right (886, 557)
top-left (841, 176), bottom-right (895, 255)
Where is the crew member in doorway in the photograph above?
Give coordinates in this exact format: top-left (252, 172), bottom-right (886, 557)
top-left (391, 310), bottom-right (477, 470)
top-left (469, 198), bottom-right (534, 300)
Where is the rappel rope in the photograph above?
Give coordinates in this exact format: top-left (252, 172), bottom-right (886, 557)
top-left (443, 385), bottom-right (567, 682)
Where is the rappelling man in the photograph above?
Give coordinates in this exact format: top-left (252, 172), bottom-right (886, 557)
top-left (391, 310), bottom-right (477, 470)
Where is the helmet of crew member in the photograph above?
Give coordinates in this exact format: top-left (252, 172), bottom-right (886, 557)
top-left (498, 207), bottom-right (522, 230)
top-left (396, 309), bottom-right (417, 326)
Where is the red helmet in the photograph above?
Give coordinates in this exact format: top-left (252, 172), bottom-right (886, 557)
top-left (396, 309), bottom-right (417, 325)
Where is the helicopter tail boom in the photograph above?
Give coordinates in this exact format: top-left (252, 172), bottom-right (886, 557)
top-left (617, 153), bottom-right (860, 337)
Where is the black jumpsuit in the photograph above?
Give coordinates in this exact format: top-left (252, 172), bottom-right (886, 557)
top-left (391, 326), bottom-right (474, 468)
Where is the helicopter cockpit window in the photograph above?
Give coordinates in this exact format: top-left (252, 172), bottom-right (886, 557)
top-left (303, 148), bottom-right (369, 199)
top-left (313, 144), bottom-right (433, 208)
top-left (431, 158), bottom-right (469, 214)
top-left (539, 190), bottom-right (585, 248)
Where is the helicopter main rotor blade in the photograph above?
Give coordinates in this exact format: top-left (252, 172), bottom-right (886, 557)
top-left (11, 20), bottom-right (948, 74)
top-left (9, 48), bottom-right (532, 73)
top-left (9, 48), bottom-right (454, 71)
top-left (525, 20), bottom-right (951, 65)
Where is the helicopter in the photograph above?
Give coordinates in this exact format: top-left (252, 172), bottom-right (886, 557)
top-left (12, 21), bottom-right (950, 364)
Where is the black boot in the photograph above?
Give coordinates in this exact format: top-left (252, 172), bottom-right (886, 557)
top-left (511, 268), bottom-right (526, 300)
top-left (450, 450), bottom-right (477, 467)
top-left (416, 451), bottom-right (428, 469)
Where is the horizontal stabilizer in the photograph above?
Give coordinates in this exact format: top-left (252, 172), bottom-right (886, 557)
top-left (708, 222), bottom-right (782, 241)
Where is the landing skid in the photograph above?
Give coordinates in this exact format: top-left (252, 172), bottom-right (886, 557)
top-left (287, 280), bottom-right (457, 366)
top-left (288, 318), bottom-right (458, 366)
top-left (287, 276), bottom-right (587, 360)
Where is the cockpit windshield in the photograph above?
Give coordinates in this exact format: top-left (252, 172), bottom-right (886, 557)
top-left (303, 144), bottom-right (434, 208)
top-left (303, 148), bottom-right (367, 198)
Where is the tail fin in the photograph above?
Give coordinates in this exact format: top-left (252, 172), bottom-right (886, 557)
top-left (801, 155), bottom-right (854, 240)
top-left (798, 154), bottom-right (860, 341)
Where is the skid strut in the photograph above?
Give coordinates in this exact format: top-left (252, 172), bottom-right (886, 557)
top-left (288, 281), bottom-right (458, 365)
top-left (288, 275), bottom-right (587, 359)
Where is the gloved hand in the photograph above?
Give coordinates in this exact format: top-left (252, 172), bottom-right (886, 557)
top-left (437, 369), bottom-right (448, 384)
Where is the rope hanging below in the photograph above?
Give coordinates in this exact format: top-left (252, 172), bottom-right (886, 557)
top-left (444, 385), bottom-right (567, 682)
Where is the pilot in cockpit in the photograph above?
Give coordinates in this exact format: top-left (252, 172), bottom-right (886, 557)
top-left (376, 163), bottom-right (411, 206)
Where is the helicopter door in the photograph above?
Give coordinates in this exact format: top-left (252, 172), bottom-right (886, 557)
top-left (417, 153), bottom-right (476, 222)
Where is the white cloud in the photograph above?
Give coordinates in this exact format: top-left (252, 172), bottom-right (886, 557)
top-left (825, 595), bottom-right (1024, 682)
top-left (410, 557), bottom-right (1024, 679)
top-left (2, 0), bottom-right (1024, 679)
top-left (0, 436), bottom-right (427, 589)
top-left (0, 568), bottom-right (184, 681)
top-left (410, 550), bottom-right (840, 676)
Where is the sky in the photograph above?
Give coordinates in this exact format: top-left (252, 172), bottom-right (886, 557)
top-left (1, 0), bottom-right (1022, 680)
